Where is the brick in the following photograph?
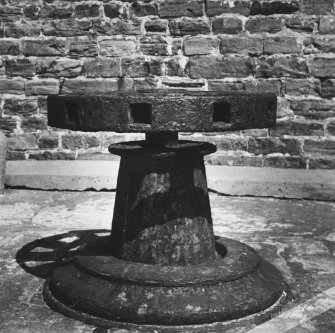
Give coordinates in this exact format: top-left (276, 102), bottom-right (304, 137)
top-left (285, 15), bottom-right (316, 33)
top-left (104, 3), bottom-right (122, 19)
top-left (140, 35), bottom-right (168, 56)
top-left (60, 78), bottom-right (118, 94)
top-left (6, 59), bottom-right (37, 78)
top-left (308, 55), bottom-right (335, 78)
top-left (263, 36), bottom-right (301, 54)
top-left (38, 133), bottom-right (59, 149)
top-left (327, 120), bottom-right (335, 136)
top-left (212, 17), bottom-right (243, 34)
top-left (43, 19), bottom-right (92, 37)
top-left (144, 19), bottom-right (168, 33)
top-left (309, 158), bottom-right (335, 169)
top-left (169, 18), bottom-right (211, 36)
top-left (0, 39), bottom-right (20, 55)
top-left (206, 0), bottom-right (250, 16)
top-left (189, 55), bottom-right (255, 79)
top-left (304, 139), bottom-right (335, 156)
top-left (248, 137), bottom-right (301, 155)
top-left (37, 59), bottom-right (82, 79)
top-left (93, 19), bottom-right (141, 36)
top-left (264, 156), bottom-right (306, 168)
top-left (21, 116), bottom-right (48, 132)
top-left (4, 21), bottom-right (41, 38)
top-left (291, 99), bottom-right (335, 119)
top-left (283, 78), bottom-right (320, 96)
top-left (121, 57), bottom-right (149, 77)
top-left (132, 1), bottom-right (158, 16)
top-left (319, 17), bottom-right (335, 34)
top-left (69, 37), bottom-right (98, 58)
top-left (159, 0), bottom-right (203, 18)
top-left (3, 98), bottom-right (39, 116)
top-left (219, 37), bottom-right (263, 55)
top-left (84, 58), bottom-right (121, 78)
top-left (321, 79), bottom-right (335, 98)
top-left (269, 119), bottom-right (324, 136)
top-left (22, 38), bottom-right (67, 57)
top-left (246, 17), bottom-right (282, 34)
top-left (300, 0), bottom-right (334, 15)
top-left (6, 134), bottom-right (38, 150)
top-left (0, 79), bottom-right (25, 94)
top-left (250, 1), bottom-right (299, 15)
top-left (183, 36), bottom-right (219, 56)
top-left (99, 38), bottom-right (137, 57)
top-left (25, 80), bottom-right (59, 95)
top-left (256, 56), bottom-right (308, 78)
top-left (75, 3), bottom-right (100, 18)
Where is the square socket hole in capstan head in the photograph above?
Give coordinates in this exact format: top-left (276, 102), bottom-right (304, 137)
top-left (212, 101), bottom-right (231, 123)
top-left (130, 103), bottom-right (152, 125)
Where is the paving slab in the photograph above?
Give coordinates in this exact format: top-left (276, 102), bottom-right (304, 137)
top-left (0, 189), bottom-right (335, 332)
top-left (5, 161), bottom-right (335, 201)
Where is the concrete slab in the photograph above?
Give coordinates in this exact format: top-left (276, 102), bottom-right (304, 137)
top-left (1, 189), bottom-right (335, 332)
top-left (5, 160), bottom-right (335, 201)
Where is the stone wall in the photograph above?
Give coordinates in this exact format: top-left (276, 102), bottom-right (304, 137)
top-left (1, 0), bottom-right (335, 169)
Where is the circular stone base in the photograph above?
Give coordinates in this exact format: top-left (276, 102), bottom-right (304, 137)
top-left (43, 237), bottom-right (288, 331)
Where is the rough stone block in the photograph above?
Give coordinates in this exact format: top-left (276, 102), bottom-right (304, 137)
top-left (3, 98), bottom-right (39, 116)
top-left (104, 3), bottom-right (122, 19)
top-left (309, 157), bottom-right (335, 169)
top-left (248, 137), bottom-right (301, 155)
top-left (0, 39), bottom-right (20, 55)
top-left (219, 37), bottom-right (263, 55)
top-left (83, 58), bottom-right (121, 78)
top-left (0, 79), bottom-right (25, 94)
top-left (22, 38), bottom-right (67, 57)
top-left (264, 156), bottom-right (306, 168)
top-left (43, 19), bottom-right (92, 37)
top-left (304, 139), bottom-right (335, 156)
top-left (305, 36), bottom-right (335, 54)
top-left (327, 120), bottom-right (335, 136)
top-left (6, 134), bottom-right (39, 151)
top-left (132, 1), bottom-right (158, 16)
top-left (39, 3), bottom-right (73, 19)
top-left (0, 117), bottom-right (17, 134)
top-left (184, 36), bottom-right (219, 56)
top-left (206, 0), bottom-right (250, 16)
top-left (25, 80), bottom-right (59, 96)
top-left (140, 35), bottom-right (168, 56)
top-left (244, 79), bottom-right (282, 94)
top-left (263, 36), bottom-right (301, 54)
top-left (75, 3), bottom-right (100, 18)
top-left (21, 116), bottom-right (48, 132)
top-left (319, 17), bottom-right (335, 34)
top-left (159, 0), bottom-right (203, 18)
top-left (37, 59), bottom-right (82, 79)
top-left (0, 131), bottom-right (6, 194)
top-left (144, 19), bottom-right (168, 33)
top-left (60, 78), bottom-right (118, 94)
top-left (6, 59), bottom-right (36, 78)
top-left (189, 55), bottom-right (255, 79)
top-left (169, 18), bottom-right (211, 36)
top-left (121, 57), bottom-right (149, 77)
top-left (321, 79), bottom-right (335, 98)
top-left (283, 78), bottom-right (320, 96)
top-left (246, 17), bottom-right (282, 33)
top-left (291, 99), bottom-right (335, 119)
top-left (38, 133), bottom-right (59, 149)
top-left (4, 21), bottom-right (42, 38)
top-left (250, 0), bottom-right (299, 15)
top-left (308, 55), bottom-right (335, 78)
top-left (165, 56), bottom-right (188, 76)
top-left (256, 56), bottom-right (308, 78)
top-left (93, 19), bottom-right (141, 36)
top-left (99, 38), bottom-right (137, 57)
top-left (285, 15), bottom-right (316, 33)
top-left (212, 17), bottom-right (243, 34)
top-left (269, 119), bottom-right (324, 136)
top-left (300, 0), bottom-right (334, 15)
top-left (69, 37), bottom-right (98, 58)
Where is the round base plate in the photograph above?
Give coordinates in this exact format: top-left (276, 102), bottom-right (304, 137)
top-left (43, 237), bottom-right (288, 331)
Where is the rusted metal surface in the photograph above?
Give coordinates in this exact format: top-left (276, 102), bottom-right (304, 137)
top-left (47, 90), bottom-right (276, 133)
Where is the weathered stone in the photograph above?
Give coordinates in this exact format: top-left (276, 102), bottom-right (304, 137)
top-left (165, 56), bottom-right (188, 76)
top-left (6, 134), bottom-right (38, 150)
top-left (300, 0), bottom-right (334, 15)
top-left (93, 18), bottom-right (141, 36)
top-left (305, 36), bottom-right (335, 54)
top-left (327, 119), bottom-right (335, 136)
top-left (132, 1), bottom-right (158, 16)
top-left (0, 39), bottom-right (20, 55)
top-left (83, 58), bottom-right (121, 78)
top-left (22, 38), bottom-right (67, 57)
top-left (3, 98), bottom-right (39, 116)
top-left (121, 57), bottom-right (149, 77)
top-left (270, 119), bottom-right (324, 136)
top-left (283, 78), bottom-right (320, 96)
top-left (25, 80), bottom-right (59, 96)
top-left (144, 19), bottom-right (168, 33)
top-left (0, 79), bottom-right (25, 94)
top-left (304, 139), bottom-right (335, 156)
top-left (256, 56), bottom-right (308, 78)
top-left (59, 78), bottom-right (118, 94)
top-left (62, 134), bottom-right (99, 149)
top-left (0, 131), bottom-right (6, 193)
top-left (6, 59), bottom-right (37, 78)
top-left (69, 37), bottom-right (98, 58)
top-left (29, 150), bottom-right (76, 160)
top-left (248, 137), bottom-right (301, 155)
top-left (37, 59), bottom-right (82, 79)
top-left (99, 38), bottom-right (137, 57)
top-left (263, 36), bottom-right (301, 54)
top-left (39, 2), bottom-right (74, 19)
top-left (244, 79), bottom-right (281, 94)
top-left (104, 3), bottom-right (121, 19)
top-left (4, 21), bottom-right (41, 38)
top-left (308, 55), bottom-right (335, 78)
top-left (246, 17), bottom-right (282, 34)
top-left (42, 19), bottom-right (92, 37)
top-left (0, 117), bottom-right (17, 134)
top-left (184, 36), bottom-right (219, 56)
top-left (21, 116), bottom-right (48, 132)
top-left (38, 133), bottom-right (59, 149)
top-left (74, 3), bottom-right (100, 18)
top-left (285, 15), bottom-right (316, 33)
top-left (319, 16), bottom-right (335, 34)
top-left (206, 0), bottom-right (250, 16)
top-left (212, 17), bottom-right (243, 34)
top-left (250, 0), bottom-right (299, 15)
top-left (159, 0), bottom-right (203, 18)
top-left (140, 35), bottom-right (168, 56)
top-left (219, 36), bottom-right (263, 55)
top-left (264, 155), bottom-right (307, 168)
top-left (309, 157), bottom-right (335, 169)
top-left (169, 18), bottom-right (211, 36)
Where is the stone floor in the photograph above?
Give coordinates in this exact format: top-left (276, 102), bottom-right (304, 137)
top-left (0, 189), bottom-right (335, 333)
